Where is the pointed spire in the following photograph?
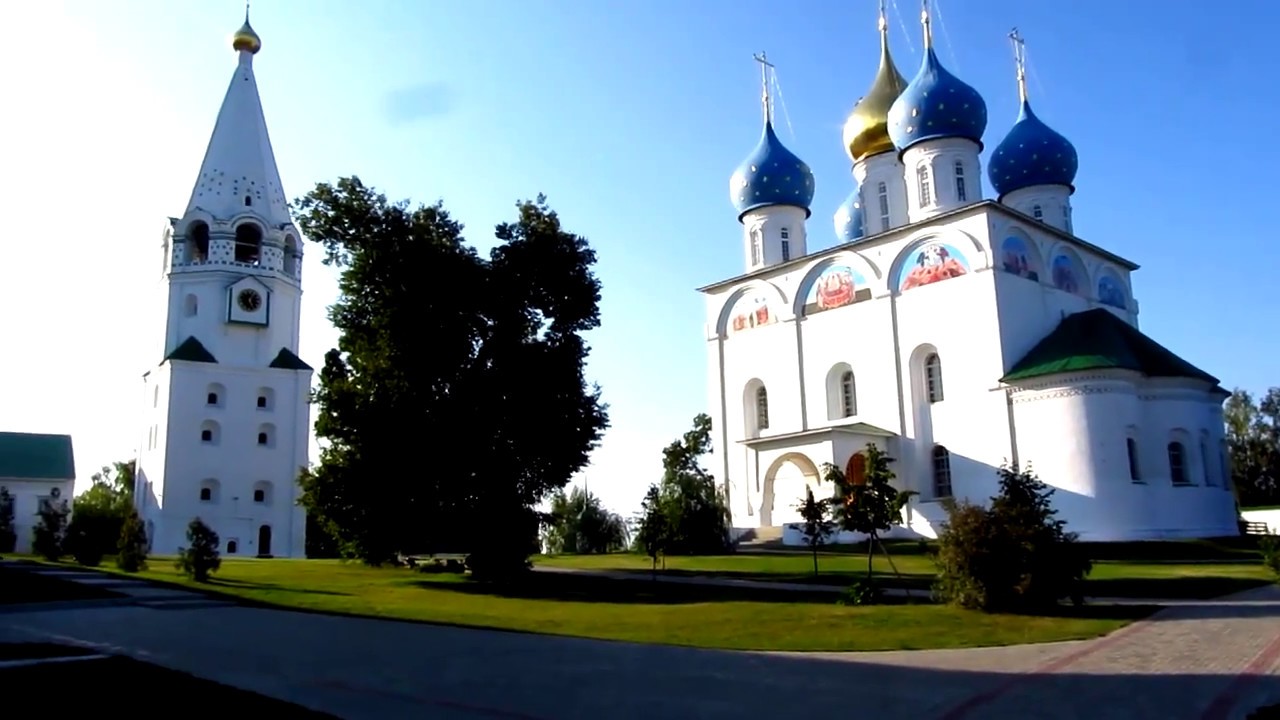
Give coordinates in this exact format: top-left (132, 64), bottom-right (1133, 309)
top-left (1009, 27), bottom-right (1029, 103)
top-left (878, 0), bottom-right (889, 39)
top-left (753, 51), bottom-right (775, 125)
top-left (186, 10), bottom-right (290, 228)
top-left (920, 0), bottom-right (933, 51)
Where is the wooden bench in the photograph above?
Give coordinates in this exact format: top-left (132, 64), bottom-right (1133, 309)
top-left (404, 553), bottom-right (469, 572)
top-left (1242, 520), bottom-right (1271, 536)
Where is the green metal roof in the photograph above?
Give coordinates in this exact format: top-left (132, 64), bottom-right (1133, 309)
top-left (0, 432), bottom-right (75, 480)
top-left (1002, 308), bottom-right (1219, 384)
top-left (165, 336), bottom-right (218, 364)
top-left (269, 348), bottom-right (312, 371)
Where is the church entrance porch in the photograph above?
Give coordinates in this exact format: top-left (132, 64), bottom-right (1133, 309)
top-left (738, 422), bottom-right (898, 532)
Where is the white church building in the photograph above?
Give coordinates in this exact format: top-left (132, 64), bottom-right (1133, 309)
top-left (704, 6), bottom-right (1237, 542)
top-left (133, 13), bottom-right (311, 558)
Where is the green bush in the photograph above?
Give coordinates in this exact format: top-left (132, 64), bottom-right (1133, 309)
top-left (0, 487), bottom-right (16, 555)
top-left (933, 464), bottom-right (1091, 612)
top-left (837, 578), bottom-right (883, 606)
top-left (175, 518), bottom-right (220, 582)
top-left (1259, 534), bottom-right (1280, 582)
top-left (32, 499), bottom-right (70, 562)
top-left (117, 509), bottom-right (149, 572)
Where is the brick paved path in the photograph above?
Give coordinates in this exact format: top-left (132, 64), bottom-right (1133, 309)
top-left (1, 562), bottom-right (1277, 719)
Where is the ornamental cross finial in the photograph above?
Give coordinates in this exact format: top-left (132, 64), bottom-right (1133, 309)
top-left (920, 0), bottom-right (932, 50)
top-left (878, 0), bottom-right (888, 34)
top-left (753, 51), bottom-right (775, 125)
top-left (1009, 27), bottom-right (1028, 103)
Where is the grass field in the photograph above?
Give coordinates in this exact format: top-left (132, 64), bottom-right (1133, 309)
top-left (536, 539), bottom-right (1275, 600)
top-left (62, 557), bottom-right (1148, 652)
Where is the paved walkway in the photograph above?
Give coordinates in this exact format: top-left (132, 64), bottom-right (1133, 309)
top-left (1, 562), bottom-right (1277, 719)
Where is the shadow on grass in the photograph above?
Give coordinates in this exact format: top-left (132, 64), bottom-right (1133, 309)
top-left (413, 573), bottom-right (853, 606)
top-left (207, 577), bottom-right (350, 597)
top-left (0, 566), bottom-right (123, 605)
top-left (1084, 576), bottom-right (1272, 600)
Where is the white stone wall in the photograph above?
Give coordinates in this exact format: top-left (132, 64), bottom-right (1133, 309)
top-left (137, 362), bottom-right (310, 558)
top-left (740, 205), bottom-right (809, 271)
top-left (901, 137), bottom-right (984, 223)
top-left (853, 151), bottom-right (909, 235)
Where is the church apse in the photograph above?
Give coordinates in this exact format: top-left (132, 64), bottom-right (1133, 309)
top-left (800, 263), bottom-right (872, 316)
top-left (895, 241), bottom-right (970, 293)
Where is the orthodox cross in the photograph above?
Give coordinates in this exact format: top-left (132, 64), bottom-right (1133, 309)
top-left (1008, 27), bottom-right (1028, 101)
top-left (752, 51), bottom-right (774, 124)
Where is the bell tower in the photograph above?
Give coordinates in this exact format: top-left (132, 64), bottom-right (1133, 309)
top-left (134, 8), bottom-right (312, 559)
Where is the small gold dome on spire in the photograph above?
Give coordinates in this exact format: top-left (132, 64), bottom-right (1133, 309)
top-left (232, 5), bottom-right (261, 54)
top-left (842, 12), bottom-right (907, 162)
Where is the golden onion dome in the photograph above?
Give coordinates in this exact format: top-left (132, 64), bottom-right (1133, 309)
top-left (842, 16), bottom-right (906, 163)
top-left (232, 14), bottom-right (261, 54)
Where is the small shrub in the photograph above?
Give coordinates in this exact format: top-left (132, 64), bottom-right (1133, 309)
top-left (67, 523), bottom-right (105, 567)
top-left (117, 509), bottom-right (149, 572)
top-left (837, 578), bottom-right (884, 606)
top-left (175, 518), bottom-right (220, 582)
top-left (0, 487), bottom-right (16, 555)
top-left (32, 499), bottom-right (70, 562)
top-left (1259, 534), bottom-right (1280, 582)
top-left (933, 464), bottom-right (1090, 612)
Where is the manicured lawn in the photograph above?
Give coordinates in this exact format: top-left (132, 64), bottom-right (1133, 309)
top-left (0, 647), bottom-right (337, 717)
top-left (537, 539), bottom-right (1275, 600)
top-left (67, 558), bottom-right (1146, 652)
top-left (0, 563), bottom-right (121, 604)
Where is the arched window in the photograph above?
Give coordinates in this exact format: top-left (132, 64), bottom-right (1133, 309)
top-left (932, 445), bottom-right (953, 498)
top-left (917, 165), bottom-right (932, 207)
top-left (1032, 205), bottom-right (1044, 221)
top-left (256, 387), bottom-right (274, 411)
top-left (840, 370), bottom-right (856, 417)
top-left (200, 420), bottom-right (220, 445)
top-left (755, 386), bottom-right (770, 430)
top-left (184, 294), bottom-right (198, 317)
top-left (252, 481), bottom-right (273, 505)
top-left (185, 221), bottom-right (210, 263)
top-left (877, 181), bottom-right (890, 231)
top-left (749, 226), bottom-right (763, 267)
top-left (925, 353), bottom-right (944, 403)
top-left (954, 160), bottom-right (967, 202)
top-left (234, 223), bottom-right (263, 265)
top-left (283, 235), bottom-right (298, 276)
top-left (227, 540), bottom-right (239, 554)
top-left (198, 478), bottom-right (219, 503)
top-left (1168, 441), bottom-right (1188, 485)
top-left (206, 383), bottom-right (225, 408)
top-left (1127, 437), bottom-right (1141, 481)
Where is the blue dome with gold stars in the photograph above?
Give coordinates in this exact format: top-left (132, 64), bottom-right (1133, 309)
top-left (834, 188), bottom-right (866, 243)
top-left (988, 100), bottom-right (1078, 199)
top-left (730, 118), bottom-right (815, 220)
top-left (887, 47), bottom-right (987, 154)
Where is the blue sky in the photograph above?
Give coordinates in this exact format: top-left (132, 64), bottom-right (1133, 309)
top-left (4, 0), bottom-right (1277, 517)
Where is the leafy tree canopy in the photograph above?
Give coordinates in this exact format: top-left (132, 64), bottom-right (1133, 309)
top-left (542, 486), bottom-right (629, 554)
top-left (294, 177), bottom-right (609, 570)
top-left (1225, 388), bottom-right (1280, 507)
top-left (633, 413), bottom-right (730, 557)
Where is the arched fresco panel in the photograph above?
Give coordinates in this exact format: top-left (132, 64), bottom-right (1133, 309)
top-left (798, 260), bottom-right (872, 316)
top-left (717, 282), bottom-right (787, 337)
top-left (1048, 246), bottom-right (1088, 296)
top-left (1097, 268), bottom-right (1129, 310)
top-left (998, 230), bottom-right (1042, 282)
top-left (895, 240), bottom-right (971, 293)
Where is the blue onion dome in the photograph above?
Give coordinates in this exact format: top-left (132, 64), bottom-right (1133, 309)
top-left (729, 118), bottom-right (816, 220)
top-left (988, 99), bottom-right (1079, 198)
top-left (887, 46), bottom-right (987, 154)
top-left (833, 188), bottom-right (866, 242)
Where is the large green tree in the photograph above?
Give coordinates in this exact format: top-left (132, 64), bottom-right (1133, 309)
top-left (1225, 388), bottom-right (1280, 507)
top-left (542, 486), bottom-right (629, 554)
top-left (823, 444), bottom-right (916, 583)
top-left (66, 460), bottom-right (136, 564)
top-left (294, 177), bottom-right (608, 572)
top-left (633, 413), bottom-right (731, 556)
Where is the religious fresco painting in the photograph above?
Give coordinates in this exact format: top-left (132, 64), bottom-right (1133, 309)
top-left (1098, 273), bottom-right (1128, 309)
top-left (1051, 253), bottom-right (1082, 294)
top-left (727, 290), bottom-right (779, 335)
top-left (897, 242), bottom-right (970, 292)
top-left (999, 236), bottom-right (1039, 281)
top-left (803, 264), bottom-right (872, 315)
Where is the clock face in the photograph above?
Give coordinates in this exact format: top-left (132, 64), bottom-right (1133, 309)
top-left (237, 289), bottom-right (262, 312)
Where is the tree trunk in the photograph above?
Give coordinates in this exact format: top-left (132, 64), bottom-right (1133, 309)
top-left (874, 534), bottom-right (912, 599)
top-left (812, 545), bottom-right (819, 576)
top-left (866, 537), bottom-right (874, 581)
